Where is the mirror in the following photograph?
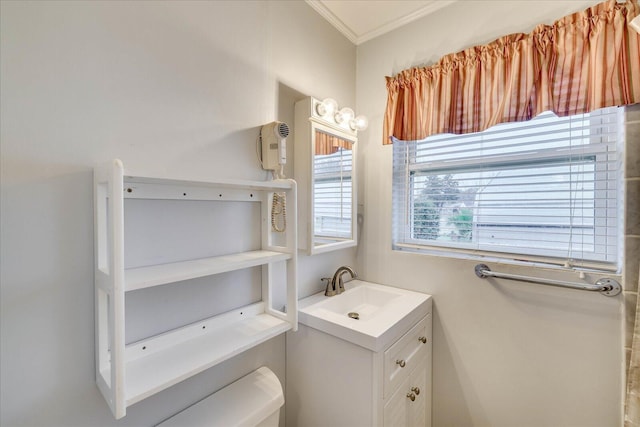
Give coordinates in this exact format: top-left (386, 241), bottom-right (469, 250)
top-left (294, 97), bottom-right (358, 254)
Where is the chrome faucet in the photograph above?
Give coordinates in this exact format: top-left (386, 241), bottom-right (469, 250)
top-left (323, 265), bottom-right (357, 296)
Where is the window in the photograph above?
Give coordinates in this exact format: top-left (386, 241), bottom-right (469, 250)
top-left (392, 107), bottom-right (624, 269)
top-left (314, 147), bottom-right (352, 240)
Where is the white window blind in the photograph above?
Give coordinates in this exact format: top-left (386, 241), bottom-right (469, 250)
top-left (314, 148), bottom-right (352, 239)
top-left (392, 107), bottom-right (624, 269)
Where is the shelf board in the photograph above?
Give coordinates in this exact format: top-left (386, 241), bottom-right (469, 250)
top-left (124, 175), bottom-right (294, 191)
top-left (116, 303), bottom-right (291, 406)
top-left (120, 176), bottom-right (295, 201)
top-left (125, 250), bottom-right (291, 291)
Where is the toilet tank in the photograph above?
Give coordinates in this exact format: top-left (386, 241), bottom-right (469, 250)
top-left (157, 367), bottom-right (284, 427)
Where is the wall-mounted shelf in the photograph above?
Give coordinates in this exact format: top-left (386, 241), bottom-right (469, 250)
top-left (124, 250), bottom-right (292, 291)
top-left (94, 159), bottom-right (297, 419)
top-left (116, 303), bottom-right (288, 406)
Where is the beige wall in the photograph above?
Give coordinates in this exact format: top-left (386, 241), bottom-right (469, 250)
top-left (0, 1), bottom-right (355, 425)
top-left (625, 104), bottom-right (640, 425)
top-left (355, 2), bottom-right (624, 426)
top-left (625, 105), bottom-right (640, 363)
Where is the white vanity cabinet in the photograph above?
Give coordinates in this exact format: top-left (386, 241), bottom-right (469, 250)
top-left (286, 306), bottom-right (432, 427)
top-left (94, 159), bottom-right (297, 419)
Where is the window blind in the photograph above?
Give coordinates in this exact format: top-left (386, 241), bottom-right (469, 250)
top-left (392, 107), bottom-right (623, 269)
top-left (314, 148), bottom-right (352, 239)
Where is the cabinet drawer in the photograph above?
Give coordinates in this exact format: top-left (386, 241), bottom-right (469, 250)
top-left (384, 314), bottom-right (431, 398)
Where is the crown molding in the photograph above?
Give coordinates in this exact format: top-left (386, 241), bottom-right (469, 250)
top-left (305, 0), bottom-right (358, 44)
top-left (305, 0), bottom-right (457, 45)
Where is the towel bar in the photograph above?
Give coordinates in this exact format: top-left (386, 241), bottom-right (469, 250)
top-left (474, 264), bottom-right (621, 297)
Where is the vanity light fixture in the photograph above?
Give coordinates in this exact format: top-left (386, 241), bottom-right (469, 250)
top-left (316, 98), bottom-right (368, 132)
top-left (334, 107), bottom-right (354, 126)
top-left (350, 115), bottom-right (369, 131)
top-left (316, 98), bottom-right (338, 117)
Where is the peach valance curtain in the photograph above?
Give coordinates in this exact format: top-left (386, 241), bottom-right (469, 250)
top-left (315, 130), bottom-right (352, 155)
top-left (383, 0), bottom-right (640, 144)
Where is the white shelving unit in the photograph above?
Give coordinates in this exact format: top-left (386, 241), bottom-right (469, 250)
top-left (94, 159), bottom-right (297, 419)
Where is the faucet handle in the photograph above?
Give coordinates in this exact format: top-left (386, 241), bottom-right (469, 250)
top-left (322, 277), bottom-right (336, 296)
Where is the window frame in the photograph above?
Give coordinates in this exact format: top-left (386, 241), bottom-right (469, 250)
top-left (391, 108), bottom-right (624, 271)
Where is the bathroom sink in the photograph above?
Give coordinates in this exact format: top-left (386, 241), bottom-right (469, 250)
top-left (298, 280), bottom-right (431, 352)
top-left (318, 284), bottom-right (402, 320)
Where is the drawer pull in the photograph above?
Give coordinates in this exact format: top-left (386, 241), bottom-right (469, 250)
top-left (406, 392), bottom-right (416, 402)
top-left (411, 386), bottom-right (420, 395)
top-left (419, 336), bottom-right (427, 344)
top-left (396, 359), bottom-right (406, 368)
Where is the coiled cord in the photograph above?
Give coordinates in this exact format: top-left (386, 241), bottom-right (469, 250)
top-left (271, 192), bottom-right (286, 232)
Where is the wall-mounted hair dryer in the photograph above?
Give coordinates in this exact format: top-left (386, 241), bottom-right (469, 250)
top-left (260, 121), bottom-right (290, 171)
top-left (260, 121), bottom-right (290, 232)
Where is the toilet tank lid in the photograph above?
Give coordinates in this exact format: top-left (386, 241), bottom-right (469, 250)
top-left (157, 367), bottom-right (284, 427)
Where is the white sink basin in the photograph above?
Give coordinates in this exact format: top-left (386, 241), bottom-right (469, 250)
top-left (298, 280), bottom-right (431, 352)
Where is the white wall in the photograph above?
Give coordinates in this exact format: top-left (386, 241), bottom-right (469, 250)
top-left (356, 1), bottom-right (623, 426)
top-left (0, 1), bottom-right (355, 425)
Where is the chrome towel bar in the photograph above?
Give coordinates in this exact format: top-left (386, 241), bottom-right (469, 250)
top-left (474, 264), bottom-right (621, 297)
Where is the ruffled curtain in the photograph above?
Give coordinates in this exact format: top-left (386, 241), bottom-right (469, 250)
top-left (315, 130), bottom-right (352, 155)
top-left (383, 0), bottom-right (640, 143)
